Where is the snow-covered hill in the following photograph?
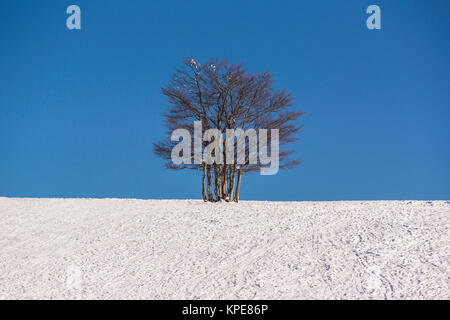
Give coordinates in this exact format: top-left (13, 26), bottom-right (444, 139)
top-left (0, 198), bottom-right (448, 299)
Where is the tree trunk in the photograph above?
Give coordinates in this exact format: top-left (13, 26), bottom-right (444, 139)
top-left (228, 165), bottom-right (236, 202)
top-left (234, 168), bottom-right (242, 202)
top-left (202, 163), bottom-right (207, 202)
top-left (222, 135), bottom-right (229, 200)
top-left (214, 164), bottom-right (221, 201)
top-left (207, 165), bottom-right (213, 201)
top-left (222, 165), bottom-right (228, 200)
top-left (218, 165), bottom-right (223, 200)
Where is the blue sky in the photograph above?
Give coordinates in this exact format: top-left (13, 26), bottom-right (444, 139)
top-left (0, 0), bottom-right (449, 201)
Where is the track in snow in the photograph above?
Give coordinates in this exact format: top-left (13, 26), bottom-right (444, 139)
top-left (0, 198), bottom-right (448, 299)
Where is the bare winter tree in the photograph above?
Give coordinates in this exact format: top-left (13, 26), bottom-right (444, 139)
top-left (153, 57), bottom-right (304, 202)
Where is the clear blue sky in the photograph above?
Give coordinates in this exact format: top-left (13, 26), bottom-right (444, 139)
top-left (1, 0), bottom-right (449, 201)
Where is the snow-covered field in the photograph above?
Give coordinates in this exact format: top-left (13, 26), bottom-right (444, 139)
top-left (0, 198), bottom-right (448, 300)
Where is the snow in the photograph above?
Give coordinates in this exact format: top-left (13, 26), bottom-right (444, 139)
top-left (190, 59), bottom-right (198, 68)
top-left (0, 198), bottom-right (448, 300)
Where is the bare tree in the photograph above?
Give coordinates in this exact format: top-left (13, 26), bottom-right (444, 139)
top-left (153, 57), bottom-right (304, 202)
